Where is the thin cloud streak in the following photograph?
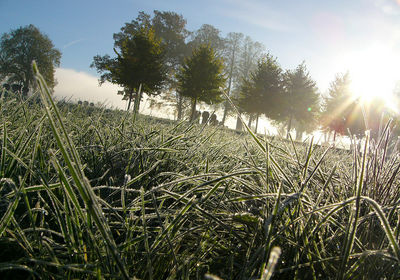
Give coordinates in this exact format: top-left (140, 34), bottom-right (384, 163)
top-left (219, 0), bottom-right (296, 32)
top-left (63, 38), bottom-right (86, 49)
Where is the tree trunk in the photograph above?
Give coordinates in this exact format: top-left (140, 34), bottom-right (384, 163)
top-left (23, 79), bottom-right (29, 98)
top-left (133, 84), bottom-right (143, 114)
top-left (255, 113), bottom-right (259, 133)
top-left (333, 130), bottom-right (337, 146)
top-left (295, 129), bottom-right (303, 141)
top-left (177, 94), bottom-right (183, 120)
top-left (222, 100), bottom-right (229, 125)
top-left (248, 114), bottom-right (254, 128)
top-left (222, 45), bottom-right (236, 126)
top-left (190, 98), bottom-right (197, 122)
top-left (236, 116), bottom-right (243, 131)
top-left (133, 92), bottom-right (141, 113)
top-left (127, 92), bottom-right (133, 111)
top-left (287, 115), bottom-right (293, 139)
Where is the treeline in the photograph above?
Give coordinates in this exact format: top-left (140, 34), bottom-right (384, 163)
top-left (90, 11), bottom-right (263, 124)
top-left (91, 10), bottom-right (397, 141)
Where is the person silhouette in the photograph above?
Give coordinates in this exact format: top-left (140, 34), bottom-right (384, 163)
top-left (201, 111), bottom-right (210, 124)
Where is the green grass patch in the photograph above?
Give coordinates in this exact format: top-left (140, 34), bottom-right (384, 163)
top-left (0, 66), bottom-right (399, 279)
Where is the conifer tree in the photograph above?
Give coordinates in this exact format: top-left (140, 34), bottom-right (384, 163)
top-left (238, 54), bottom-right (283, 131)
top-left (177, 45), bottom-right (225, 121)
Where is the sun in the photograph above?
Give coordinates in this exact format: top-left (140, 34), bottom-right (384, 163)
top-left (342, 44), bottom-right (400, 112)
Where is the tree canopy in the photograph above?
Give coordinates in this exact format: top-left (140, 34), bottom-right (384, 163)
top-left (151, 11), bottom-right (191, 120)
top-left (91, 22), bottom-right (167, 111)
top-left (322, 73), bottom-right (353, 135)
top-left (117, 11), bottom-right (192, 119)
top-left (321, 72), bottom-right (369, 138)
top-left (281, 62), bottom-right (320, 138)
top-left (177, 45), bottom-right (226, 121)
top-left (221, 32), bottom-right (244, 125)
top-left (189, 24), bottom-right (225, 56)
top-left (152, 10), bottom-right (190, 70)
top-left (237, 54), bottom-right (283, 130)
top-left (0, 24), bottom-right (61, 92)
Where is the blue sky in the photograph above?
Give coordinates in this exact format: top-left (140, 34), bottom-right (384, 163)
top-left (2, 0), bottom-right (400, 108)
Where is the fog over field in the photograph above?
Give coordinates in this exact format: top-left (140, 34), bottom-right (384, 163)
top-left (52, 68), bottom-right (276, 133)
top-left (53, 68), bottom-right (124, 108)
top-left (53, 68), bottom-right (173, 119)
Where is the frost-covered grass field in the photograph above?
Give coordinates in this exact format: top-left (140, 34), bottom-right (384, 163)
top-left (1, 71), bottom-right (400, 279)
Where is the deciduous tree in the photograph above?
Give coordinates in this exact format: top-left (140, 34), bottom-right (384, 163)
top-left (221, 32), bottom-right (244, 125)
top-left (238, 36), bottom-right (265, 81)
top-left (234, 36), bottom-right (264, 130)
top-left (0, 24), bottom-right (61, 93)
top-left (151, 10), bottom-right (191, 120)
top-left (152, 10), bottom-right (190, 70)
top-left (91, 22), bottom-right (167, 112)
top-left (189, 24), bottom-right (225, 56)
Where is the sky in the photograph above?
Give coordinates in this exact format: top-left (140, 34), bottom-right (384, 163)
top-left (2, 0), bottom-right (400, 114)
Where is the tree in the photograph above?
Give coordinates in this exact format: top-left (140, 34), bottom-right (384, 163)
top-left (189, 24), bottom-right (225, 56)
top-left (281, 62), bottom-right (320, 138)
top-left (151, 10), bottom-right (191, 120)
top-left (117, 11), bottom-right (191, 119)
top-left (152, 10), bottom-right (190, 70)
top-left (0, 24), bottom-right (61, 93)
top-left (112, 11), bottom-right (151, 47)
top-left (322, 73), bottom-right (351, 139)
top-left (234, 36), bottom-right (265, 130)
top-left (323, 72), bottom-right (389, 141)
top-left (238, 36), bottom-right (265, 81)
top-left (237, 54), bottom-right (283, 132)
top-left (176, 45), bottom-right (226, 122)
top-left (361, 97), bottom-right (387, 139)
top-left (322, 72), bottom-right (364, 140)
top-left (91, 21), bottom-right (167, 112)
top-left (187, 25), bottom-right (227, 119)
top-left (221, 32), bottom-right (244, 125)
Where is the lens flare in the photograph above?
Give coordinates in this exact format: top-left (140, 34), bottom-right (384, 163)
top-left (336, 43), bottom-right (400, 113)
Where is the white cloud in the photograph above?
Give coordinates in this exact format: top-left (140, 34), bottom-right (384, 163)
top-left (53, 68), bottom-right (126, 109)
